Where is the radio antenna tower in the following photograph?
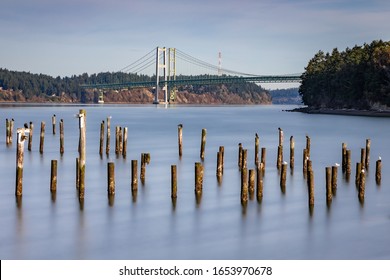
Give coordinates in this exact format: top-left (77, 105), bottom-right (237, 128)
top-left (218, 51), bottom-right (222, 76)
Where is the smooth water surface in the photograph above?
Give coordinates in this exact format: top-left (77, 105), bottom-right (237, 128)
top-left (0, 104), bottom-right (389, 259)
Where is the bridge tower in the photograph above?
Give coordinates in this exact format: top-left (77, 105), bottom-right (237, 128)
top-left (168, 48), bottom-right (177, 102)
top-left (154, 47), bottom-right (168, 104)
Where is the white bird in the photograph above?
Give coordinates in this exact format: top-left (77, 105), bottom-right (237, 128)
top-left (335, 163), bottom-right (340, 167)
top-left (379, 156), bottom-right (381, 160)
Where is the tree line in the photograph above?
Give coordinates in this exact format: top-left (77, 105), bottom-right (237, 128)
top-left (0, 68), bottom-right (268, 103)
top-left (299, 40), bottom-right (390, 110)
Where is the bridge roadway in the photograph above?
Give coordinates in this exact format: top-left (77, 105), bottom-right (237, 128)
top-left (80, 75), bottom-right (301, 89)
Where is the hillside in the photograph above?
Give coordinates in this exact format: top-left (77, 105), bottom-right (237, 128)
top-left (0, 68), bottom-right (271, 104)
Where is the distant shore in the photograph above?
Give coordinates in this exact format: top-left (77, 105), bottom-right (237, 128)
top-left (288, 106), bottom-right (390, 117)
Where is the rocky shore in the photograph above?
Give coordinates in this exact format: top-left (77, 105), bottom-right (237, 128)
top-left (288, 106), bottom-right (390, 117)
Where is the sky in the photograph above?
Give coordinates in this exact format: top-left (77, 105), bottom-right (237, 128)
top-left (1, 0), bottom-right (389, 88)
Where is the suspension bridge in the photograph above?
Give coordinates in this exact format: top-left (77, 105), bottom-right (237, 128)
top-left (81, 47), bottom-right (302, 104)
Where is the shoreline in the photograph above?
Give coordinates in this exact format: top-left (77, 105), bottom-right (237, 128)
top-left (288, 106), bottom-right (390, 117)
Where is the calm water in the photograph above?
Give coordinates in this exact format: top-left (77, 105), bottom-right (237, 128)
top-left (0, 104), bottom-right (389, 260)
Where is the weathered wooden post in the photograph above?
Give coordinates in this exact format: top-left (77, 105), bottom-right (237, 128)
top-left (277, 145), bottom-right (283, 169)
top-left (358, 169), bottom-right (366, 203)
top-left (256, 163), bottom-right (263, 202)
top-left (241, 167), bottom-right (248, 203)
top-left (178, 124), bottom-right (183, 158)
top-left (342, 143), bottom-right (347, 173)
top-left (171, 165), bottom-right (177, 198)
top-left (77, 109), bottom-right (86, 199)
top-left (360, 148), bottom-right (366, 170)
top-left (248, 169), bottom-right (255, 199)
top-left (28, 122), bottom-right (33, 151)
top-left (238, 143), bottom-right (243, 169)
top-left (15, 128), bottom-right (30, 196)
top-left (332, 164), bottom-right (338, 190)
top-left (306, 135), bottom-right (311, 158)
top-left (107, 162), bottom-right (115, 195)
top-left (9, 118), bottom-right (15, 145)
top-left (365, 139), bottom-right (371, 169)
top-left (255, 133), bottom-right (259, 165)
top-left (118, 127), bottom-right (123, 155)
top-left (99, 120), bottom-right (105, 156)
top-left (219, 146), bottom-right (224, 174)
top-left (131, 159), bottom-right (138, 191)
top-left (140, 153), bottom-right (151, 184)
top-left (52, 114), bottom-right (56, 135)
top-left (355, 162), bottom-right (362, 188)
top-left (59, 119), bottom-right (64, 155)
top-left (261, 147), bottom-right (266, 173)
top-left (200, 128), bottom-right (207, 161)
top-left (216, 150), bottom-right (223, 181)
top-left (242, 149), bottom-right (248, 171)
top-left (326, 167), bottom-right (332, 203)
top-left (278, 127), bottom-right (284, 146)
top-left (290, 136), bottom-right (295, 169)
top-left (122, 127), bottom-right (128, 158)
top-left (195, 162), bottom-right (204, 195)
top-left (115, 126), bottom-right (120, 155)
top-left (376, 157), bottom-right (382, 185)
top-left (6, 119), bottom-right (10, 145)
top-left (106, 116), bottom-right (111, 156)
top-left (346, 149), bottom-right (352, 175)
top-left (308, 170), bottom-right (315, 207)
top-left (303, 149), bottom-right (308, 175)
top-left (280, 162), bottom-right (287, 194)
top-left (39, 121), bottom-right (45, 154)
top-left (50, 159), bottom-right (58, 192)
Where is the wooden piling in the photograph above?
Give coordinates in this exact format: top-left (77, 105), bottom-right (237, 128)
top-left (118, 127), bottom-right (123, 155)
top-left (326, 167), bottom-right (332, 203)
top-left (195, 162), bottom-right (204, 195)
top-left (248, 169), bottom-right (255, 199)
top-left (255, 133), bottom-right (259, 165)
top-left (6, 119), bottom-right (10, 145)
top-left (78, 109), bottom-right (86, 199)
top-left (59, 119), bottom-right (64, 155)
top-left (52, 114), bottom-right (56, 135)
top-left (10, 119), bottom-right (14, 145)
top-left (171, 165), bottom-right (177, 198)
top-left (290, 136), bottom-right (295, 169)
top-left (261, 147), bottom-right (266, 173)
top-left (200, 128), bottom-right (207, 161)
top-left (256, 163), bottom-right (263, 202)
top-left (277, 145), bottom-right (283, 169)
top-left (241, 167), bottom-right (248, 203)
top-left (140, 153), bottom-right (151, 184)
top-left (332, 165), bottom-right (338, 190)
top-left (107, 162), bottom-right (115, 195)
top-left (365, 139), bottom-right (371, 169)
top-left (238, 143), bottom-right (243, 169)
top-left (342, 143), bottom-right (347, 173)
top-left (241, 149), bottom-right (248, 171)
top-left (106, 116), bottom-right (111, 156)
top-left (50, 159), bottom-right (58, 192)
top-left (39, 121), bottom-right (45, 154)
top-left (28, 122), bottom-right (33, 151)
top-left (216, 150), bottom-right (223, 180)
top-left (358, 169), bottom-right (366, 202)
top-left (376, 158), bottom-right (382, 185)
top-left (355, 162), bottom-right (362, 187)
top-left (306, 135), bottom-right (311, 158)
top-left (219, 146), bottom-right (224, 174)
top-left (122, 127), bottom-right (128, 158)
top-left (99, 121), bottom-right (105, 156)
top-left (360, 148), bottom-right (366, 170)
top-left (280, 162), bottom-right (287, 193)
top-left (278, 127), bottom-right (284, 146)
top-left (178, 124), bottom-right (183, 158)
top-left (131, 160), bottom-right (138, 191)
top-left (308, 170), bottom-right (315, 207)
top-left (15, 128), bottom-right (28, 196)
top-left (115, 126), bottom-right (120, 155)
top-left (303, 149), bottom-right (308, 175)
top-left (346, 149), bottom-right (352, 175)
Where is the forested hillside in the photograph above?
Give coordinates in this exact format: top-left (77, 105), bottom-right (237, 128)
top-left (0, 69), bottom-right (270, 104)
top-left (299, 40), bottom-right (390, 110)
